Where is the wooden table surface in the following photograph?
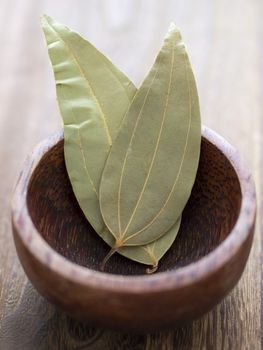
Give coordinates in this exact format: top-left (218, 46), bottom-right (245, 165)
top-left (0, 0), bottom-right (261, 349)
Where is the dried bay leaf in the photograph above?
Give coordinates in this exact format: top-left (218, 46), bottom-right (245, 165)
top-left (41, 15), bottom-right (136, 234)
top-left (100, 24), bottom-right (201, 249)
top-left (42, 17), bottom-right (197, 269)
top-left (41, 15), bottom-right (180, 268)
top-left (119, 216), bottom-right (181, 270)
top-left (100, 216), bottom-right (181, 269)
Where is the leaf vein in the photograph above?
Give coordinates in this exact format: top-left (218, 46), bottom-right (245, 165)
top-left (117, 68), bottom-right (159, 236)
top-left (44, 17), bottom-right (100, 198)
top-left (51, 23), bottom-right (112, 146)
top-left (121, 41), bottom-right (175, 239)
top-left (63, 89), bottom-right (99, 198)
top-left (123, 50), bottom-right (192, 244)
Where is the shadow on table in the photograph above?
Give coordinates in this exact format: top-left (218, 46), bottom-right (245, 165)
top-left (0, 282), bottom-right (195, 350)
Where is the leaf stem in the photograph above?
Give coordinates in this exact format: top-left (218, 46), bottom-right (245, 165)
top-left (100, 247), bottom-right (118, 272)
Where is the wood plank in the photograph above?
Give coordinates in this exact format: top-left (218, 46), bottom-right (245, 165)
top-left (0, 0), bottom-right (261, 348)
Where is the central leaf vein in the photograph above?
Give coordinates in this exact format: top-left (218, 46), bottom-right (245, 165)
top-left (51, 24), bottom-right (112, 146)
top-left (117, 68), bottom-right (159, 237)
top-left (120, 42), bottom-right (176, 240)
top-left (123, 50), bottom-right (192, 244)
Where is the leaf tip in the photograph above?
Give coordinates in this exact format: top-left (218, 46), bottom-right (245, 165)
top-left (40, 14), bottom-right (50, 25)
top-left (40, 14), bottom-right (55, 35)
top-left (166, 22), bottom-right (183, 43)
top-left (169, 22), bottom-right (178, 31)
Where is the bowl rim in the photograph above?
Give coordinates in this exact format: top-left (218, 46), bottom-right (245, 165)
top-left (12, 126), bottom-right (256, 294)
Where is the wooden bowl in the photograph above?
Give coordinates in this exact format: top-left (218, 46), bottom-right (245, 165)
top-left (11, 126), bottom-right (256, 333)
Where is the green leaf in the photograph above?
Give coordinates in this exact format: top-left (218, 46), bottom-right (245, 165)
top-left (41, 15), bottom-right (136, 234)
top-left (41, 15), bottom-right (179, 267)
top-left (100, 23), bottom-right (201, 248)
top-left (119, 216), bottom-right (181, 269)
top-left (42, 17), bottom-right (192, 268)
top-left (100, 216), bottom-right (181, 268)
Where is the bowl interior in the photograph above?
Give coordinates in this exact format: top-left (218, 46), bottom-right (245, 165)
top-left (27, 138), bottom-right (242, 275)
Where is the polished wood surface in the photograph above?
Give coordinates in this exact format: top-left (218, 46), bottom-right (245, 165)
top-left (0, 0), bottom-right (262, 348)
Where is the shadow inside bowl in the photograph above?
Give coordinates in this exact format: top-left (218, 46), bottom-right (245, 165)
top-left (26, 138), bottom-right (242, 275)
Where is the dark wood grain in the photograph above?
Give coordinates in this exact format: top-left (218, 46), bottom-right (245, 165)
top-left (0, 0), bottom-right (262, 348)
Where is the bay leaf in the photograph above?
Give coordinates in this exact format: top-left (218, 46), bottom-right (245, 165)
top-left (100, 215), bottom-right (181, 268)
top-left (100, 23), bottom-right (201, 248)
top-left (41, 15), bottom-right (136, 234)
top-left (42, 17), bottom-right (190, 268)
top-left (118, 215), bottom-right (181, 270)
top-left (41, 15), bottom-right (177, 268)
